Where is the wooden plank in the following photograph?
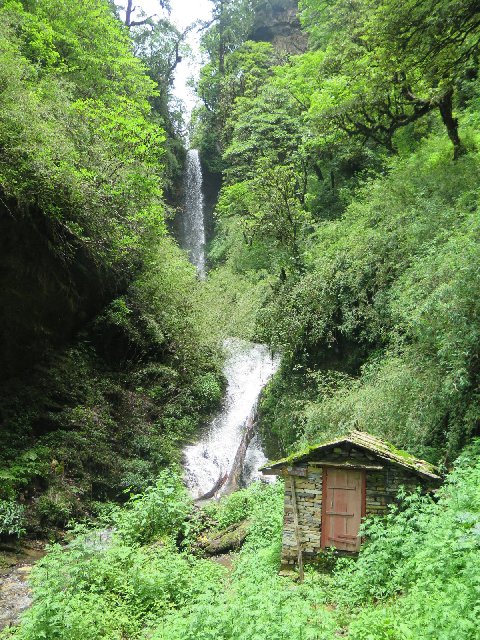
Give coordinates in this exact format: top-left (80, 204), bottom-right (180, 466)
top-left (321, 467), bottom-right (328, 549)
top-left (287, 466), bottom-right (308, 476)
top-left (322, 468), bottom-right (364, 552)
top-left (308, 461), bottom-right (383, 470)
top-left (290, 475), bottom-right (304, 582)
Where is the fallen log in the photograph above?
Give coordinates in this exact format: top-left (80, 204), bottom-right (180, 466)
top-left (194, 469), bottom-right (228, 502)
top-left (222, 403), bottom-right (257, 495)
top-left (198, 519), bottom-right (250, 555)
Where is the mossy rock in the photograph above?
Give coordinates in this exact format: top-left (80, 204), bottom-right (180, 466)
top-left (199, 519), bottom-right (250, 555)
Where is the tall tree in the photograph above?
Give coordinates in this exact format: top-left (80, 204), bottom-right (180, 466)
top-left (202, 0), bottom-right (256, 74)
top-left (301, 0), bottom-right (480, 157)
top-left (195, 0), bottom-right (260, 166)
top-left (124, 0), bottom-right (170, 27)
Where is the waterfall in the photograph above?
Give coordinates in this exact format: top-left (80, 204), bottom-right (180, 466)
top-left (182, 149), bottom-right (206, 278)
top-left (181, 156), bottom-right (281, 500)
top-left (184, 339), bottom-right (281, 500)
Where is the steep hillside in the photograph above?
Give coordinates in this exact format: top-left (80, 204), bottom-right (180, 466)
top-left (194, 0), bottom-right (480, 465)
top-left (0, 0), bottom-right (222, 536)
top-left (1, 1), bottom-right (480, 639)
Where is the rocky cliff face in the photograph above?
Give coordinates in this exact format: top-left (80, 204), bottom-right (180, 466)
top-left (0, 196), bottom-right (116, 381)
top-left (250, 0), bottom-right (307, 53)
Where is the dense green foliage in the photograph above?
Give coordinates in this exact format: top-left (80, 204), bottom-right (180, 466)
top-left (333, 442), bottom-right (480, 639)
top-left (0, 0), bottom-right (222, 535)
top-left (4, 445), bottom-right (480, 639)
top-left (0, 500), bottom-right (26, 538)
top-left (1, 0), bottom-right (480, 637)
top-left (195, 0), bottom-right (480, 464)
top-left (258, 138), bottom-right (480, 461)
top-left (0, 0), bottom-right (164, 264)
top-left (0, 234), bottom-right (223, 533)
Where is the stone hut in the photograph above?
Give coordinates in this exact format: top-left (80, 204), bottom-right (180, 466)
top-left (261, 431), bottom-right (441, 570)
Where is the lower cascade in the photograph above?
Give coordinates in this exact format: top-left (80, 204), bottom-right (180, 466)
top-left (183, 338), bottom-right (280, 499)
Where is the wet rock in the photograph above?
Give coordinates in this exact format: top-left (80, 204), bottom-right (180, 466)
top-left (0, 542), bottom-right (45, 630)
top-left (210, 553), bottom-right (234, 571)
top-left (250, 0), bottom-right (308, 54)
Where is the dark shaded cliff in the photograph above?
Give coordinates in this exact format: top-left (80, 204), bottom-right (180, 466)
top-left (0, 196), bottom-right (117, 381)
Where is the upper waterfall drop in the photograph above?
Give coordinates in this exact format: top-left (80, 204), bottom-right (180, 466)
top-left (183, 149), bottom-right (206, 278)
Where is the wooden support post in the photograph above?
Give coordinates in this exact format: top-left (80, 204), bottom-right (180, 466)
top-left (290, 475), bottom-right (304, 582)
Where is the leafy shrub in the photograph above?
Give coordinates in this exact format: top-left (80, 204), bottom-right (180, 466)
top-left (114, 471), bottom-right (192, 545)
top-left (0, 499), bottom-right (26, 538)
top-left (35, 487), bottom-right (78, 529)
top-left (202, 487), bottom-right (253, 529)
top-left (192, 373), bottom-right (223, 409)
top-left (0, 447), bottom-right (51, 499)
top-left (152, 481), bottom-right (338, 640)
top-left (334, 441), bottom-right (480, 639)
top-left (119, 459), bottom-right (159, 494)
top-left (10, 534), bottom-right (225, 640)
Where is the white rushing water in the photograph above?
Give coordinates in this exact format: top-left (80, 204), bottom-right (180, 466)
top-left (178, 52), bottom-right (281, 500)
top-left (184, 339), bottom-right (280, 499)
top-left (182, 149), bottom-right (206, 278)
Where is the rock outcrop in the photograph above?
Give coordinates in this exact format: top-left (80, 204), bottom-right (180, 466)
top-left (0, 196), bottom-right (116, 381)
top-left (250, 0), bottom-right (308, 53)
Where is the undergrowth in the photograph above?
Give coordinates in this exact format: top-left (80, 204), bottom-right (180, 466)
top-left (3, 442), bottom-right (479, 639)
top-left (0, 236), bottom-right (223, 537)
top-left (258, 133), bottom-right (480, 465)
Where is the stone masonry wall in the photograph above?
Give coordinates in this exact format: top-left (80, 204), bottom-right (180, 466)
top-left (282, 465), bottom-right (322, 566)
top-left (366, 466), bottom-right (420, 515)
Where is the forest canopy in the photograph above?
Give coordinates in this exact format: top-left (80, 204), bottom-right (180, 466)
top-left (194, 0), bottom-right (480, 461)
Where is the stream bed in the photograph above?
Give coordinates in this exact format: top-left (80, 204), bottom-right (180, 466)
top-left (0, 542), bottom-right (45, 630)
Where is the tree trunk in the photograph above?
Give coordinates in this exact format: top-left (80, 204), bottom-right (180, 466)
top-left (218, 0), bottom-right (225, 75)
top-left (125, 0), bottom-right (134, 27)
top-left (438, 90), bottom-right (466, 160)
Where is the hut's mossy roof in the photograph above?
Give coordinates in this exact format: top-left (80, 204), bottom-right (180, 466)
top-left (261, 430), bottom-right (440, 480)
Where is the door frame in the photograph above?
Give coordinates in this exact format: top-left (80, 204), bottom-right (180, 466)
top-left (320, 466), bottom-right (366, 550)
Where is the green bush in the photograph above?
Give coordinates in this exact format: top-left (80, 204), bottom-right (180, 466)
top-left (0, 499), bottom-right (26, 538)
top-left (35, 486), bottom-right (78, 529)
top-left (333, 441), bottom-right (480, 639)
top-left (10, 534), bottom-right (225, 640)
top-left (152, 481), bottom-right (337, 640)
top-left (114, 471), bottom-right (192, 546)
top-left (192, 373), bottom-right (223, 409)
top-left (4, 472), bottom-right (223, 640)
top-left (0, 447), bottom-right (51, 499)
top-left (258, 134), bottom-right (480, 463)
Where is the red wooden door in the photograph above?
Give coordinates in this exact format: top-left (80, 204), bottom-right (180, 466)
top-left (322, 468), bottom-right (364, 551)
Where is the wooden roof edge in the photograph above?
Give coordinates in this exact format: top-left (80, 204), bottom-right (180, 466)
top-left (347, 431), bottom-right (441, 479)
top-left (260, 430), bottom-right (441, 480)
top-left (353, 449), bottom-right (441, 481)
top-left (259, 437), bottom-right (351, 472)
